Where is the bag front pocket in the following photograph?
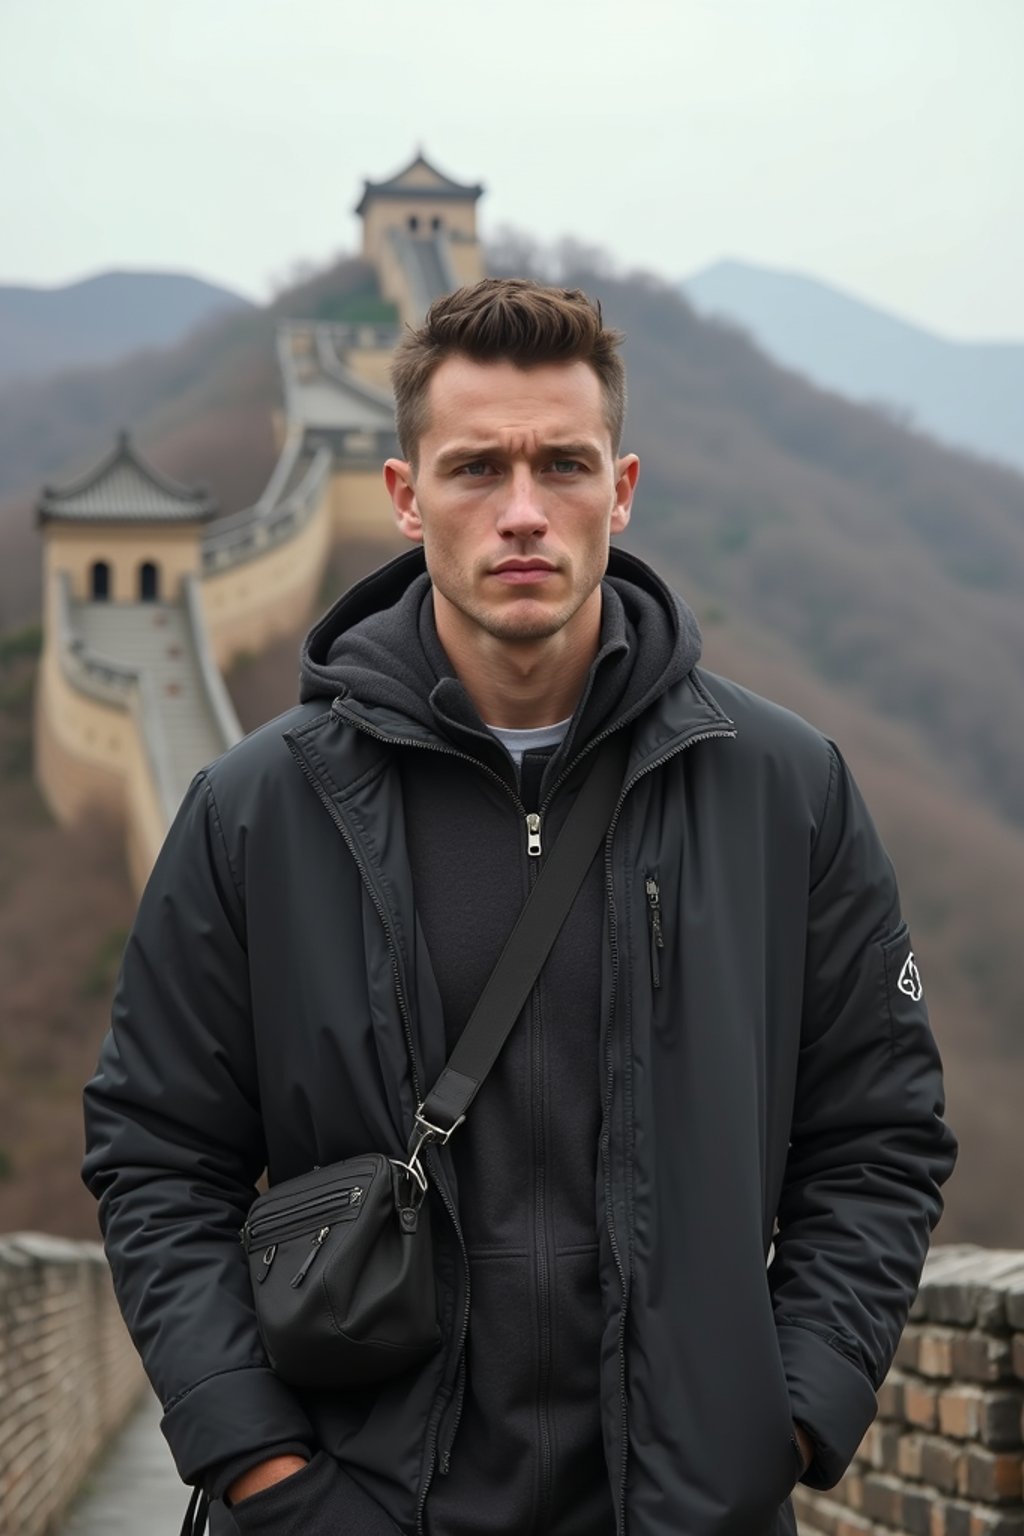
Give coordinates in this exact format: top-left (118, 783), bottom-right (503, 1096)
top-left (245, 1182), bottom-right (368, 1285)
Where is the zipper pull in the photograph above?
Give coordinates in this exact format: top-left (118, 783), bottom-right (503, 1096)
top-left (255, 1244), bottom-right (277, 1284)
top-left (645, 877), bottom-right (664, 990)
top-left (290, 1227), bottom-right (329, 1288)
top-left (526, 813), bottom-right (542, 857)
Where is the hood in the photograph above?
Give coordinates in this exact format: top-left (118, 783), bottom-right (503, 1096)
top-left (299, 546), bottom-right (703, 782)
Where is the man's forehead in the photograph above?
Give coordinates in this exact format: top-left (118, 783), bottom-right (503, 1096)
top-left (422, 356), bottom-right (609, 444)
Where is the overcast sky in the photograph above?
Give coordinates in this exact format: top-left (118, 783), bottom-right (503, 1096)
top-left (1, 0), bottom-right (1020, 341)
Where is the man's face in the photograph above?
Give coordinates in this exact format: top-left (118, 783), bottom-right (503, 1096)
top-left (385, 355), bottom-right (638, 652)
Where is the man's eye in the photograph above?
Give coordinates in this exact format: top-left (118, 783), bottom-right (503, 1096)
top-left (551, 459), bottom-right (584, 474)
top-left (457, 461), bottom-right (494, 477)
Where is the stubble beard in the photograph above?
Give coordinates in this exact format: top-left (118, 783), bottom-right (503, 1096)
top-left (447, 563), bottom-right (590, 648)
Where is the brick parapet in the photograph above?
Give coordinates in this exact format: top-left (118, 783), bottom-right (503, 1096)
top-left (0, 1233), bottom-right (146, 1536)
top-left (795, 1245), bottom-right (1024, 1536)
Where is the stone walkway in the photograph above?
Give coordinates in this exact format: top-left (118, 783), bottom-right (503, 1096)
top-left (61, 1391), bottom-right (188, 1535)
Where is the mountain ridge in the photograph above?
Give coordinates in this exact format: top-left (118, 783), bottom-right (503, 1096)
top-left (682, 258), bottom-right (1024, 472)
top-left (0, 269), bottom-right (253, 387)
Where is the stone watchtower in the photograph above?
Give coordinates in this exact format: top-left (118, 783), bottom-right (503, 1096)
top-left (37, 431), bottom-right (216, 610)
top-left (355, 151), bottom-right (486, 326)
top-left (34, 433), bottom-right (237, 889)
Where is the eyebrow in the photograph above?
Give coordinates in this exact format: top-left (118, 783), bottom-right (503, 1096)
top-left (433, 440), bottom-right (603, 470)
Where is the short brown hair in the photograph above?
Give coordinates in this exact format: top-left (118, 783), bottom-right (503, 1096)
top-left (390, 277), bottom-right (626, 464)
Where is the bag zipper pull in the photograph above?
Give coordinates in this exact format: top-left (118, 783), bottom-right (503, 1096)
top-left (255, 1244), bottom-right (277, 1284)
top-left (526, 813), bottom-right (542, 857)
top-left (645, 877), bottom-right (664, 990)
top-left (290, 1227), bottom-right (329, 1288)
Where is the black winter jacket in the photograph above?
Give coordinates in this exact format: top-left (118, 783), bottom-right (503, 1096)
top-left (83, 549), bottom-right (956, 1536)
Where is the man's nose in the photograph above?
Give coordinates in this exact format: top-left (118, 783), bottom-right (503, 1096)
top-left (495, 467), bottom-right (548, 539)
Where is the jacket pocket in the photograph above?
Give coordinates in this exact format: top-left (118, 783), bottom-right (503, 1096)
top-left (228, 1451), bottom-right (402, 1535)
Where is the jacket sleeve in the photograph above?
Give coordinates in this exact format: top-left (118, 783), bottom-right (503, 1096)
top-left (82, 771), bottom-right (314, 1485)
top-left (770, 743), bottom-right (957, 1489)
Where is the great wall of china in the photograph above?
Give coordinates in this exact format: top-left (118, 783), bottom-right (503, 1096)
top-left (3, 156), bottom-right (1021, 1534)
top-left (31, 152), bottom-right (484, 892)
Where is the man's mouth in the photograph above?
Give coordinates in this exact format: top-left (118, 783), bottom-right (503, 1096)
top-left (490, 559), bottom-right (558, 585)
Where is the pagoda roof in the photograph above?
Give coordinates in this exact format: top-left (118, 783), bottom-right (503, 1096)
top-left (37, 433), bottom-right (217, 524)
top-left (355, 152), bottom-right (483, 215)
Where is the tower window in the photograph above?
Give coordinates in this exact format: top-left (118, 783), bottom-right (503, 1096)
top-left (408, 214), bottom-right (419, 231)
top-left (431, 216), bottom-right (442, 231)
top-left (91, 561), bottom-right (110, 600)
top-left (139, 561), bottom-right (160, 602)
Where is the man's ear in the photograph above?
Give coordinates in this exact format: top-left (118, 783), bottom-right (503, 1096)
top-left (384, 459), bottom-right (422, 543)
top-left (611, 454), bottom-right (640, 535)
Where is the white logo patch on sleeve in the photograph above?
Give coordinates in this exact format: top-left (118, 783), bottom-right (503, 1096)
top-left (897, 951), bottom-right (924, 1003)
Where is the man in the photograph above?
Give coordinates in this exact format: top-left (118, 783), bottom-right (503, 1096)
top-left (83, 277), bottom-right (956, 1536)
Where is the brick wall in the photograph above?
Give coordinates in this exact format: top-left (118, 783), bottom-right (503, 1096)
top-left (2, 1235), bottom-right (1022, 1534)
top-left (795, 1246), bottom-right (1024, 1536)
top-left (0, 1233), bottom-right (145, 1536)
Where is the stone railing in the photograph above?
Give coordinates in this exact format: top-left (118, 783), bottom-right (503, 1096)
top-left (306, 425), bottom-right (399, 465)
top-left (200, 444), bottom-right (332, 574)
top-left (182, 573), bottom-right (243, 753)
top-left (388, 228), bottom-right (458, 321)
top-left (313, 327), bottom-right (395, 411)
top-left (280, 318), bottom-right (401, 354)
top-left (55, 572), bottom-right (182, 826)
top-left (0, 1234), bottom-right (145, 1536)
top-left (54, 572), bottom-right (136, 709)
top-left (795, 1245), bottom-right (1024, 1536)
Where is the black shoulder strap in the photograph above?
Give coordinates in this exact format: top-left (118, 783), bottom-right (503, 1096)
top-left (410, 729), bottom-right (630, 1160)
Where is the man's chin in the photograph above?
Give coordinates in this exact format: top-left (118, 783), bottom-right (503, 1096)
top-left (480, 605), bottom-right (570, 644)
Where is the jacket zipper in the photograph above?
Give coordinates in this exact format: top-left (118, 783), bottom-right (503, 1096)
top-left (523, 846), bottom-right (556, 1523)
top-left (645, 877), bottom-right (664, 990)
top-left (599, 725), bottom-right (735, 1535)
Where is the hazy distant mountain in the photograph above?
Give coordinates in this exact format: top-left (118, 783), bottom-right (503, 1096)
top-left (682, 260), bottom-right (1024, 474)
top-left (0, 270), bottom-right (253, 385)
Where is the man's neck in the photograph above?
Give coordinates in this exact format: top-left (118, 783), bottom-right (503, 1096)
top-left (434, 593), bottom-right (600, 729)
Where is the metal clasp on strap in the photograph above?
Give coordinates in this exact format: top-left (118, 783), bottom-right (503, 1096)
top-left (388, 1155), bottom-right (429, 1207)
top-left (405, 1102), bottom-right (466, 1187)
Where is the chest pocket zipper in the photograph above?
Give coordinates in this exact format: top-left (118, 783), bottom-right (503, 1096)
top-left (645, 877), bottom-right (664, 990)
